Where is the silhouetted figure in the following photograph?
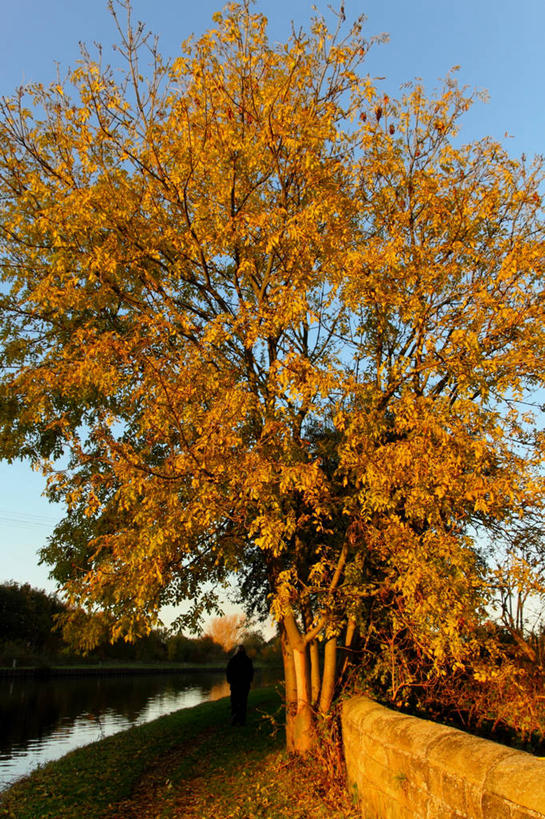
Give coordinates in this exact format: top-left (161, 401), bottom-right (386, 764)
top-left (226, 645), bottom-right (254, 726)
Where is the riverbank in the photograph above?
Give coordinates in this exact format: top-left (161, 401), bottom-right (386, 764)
top-left (0, 662), bottom-right (283, 678)
top-left (0, 663), bottom-right (229, 678)
top-left (0, 687), bottom-right (358, 818)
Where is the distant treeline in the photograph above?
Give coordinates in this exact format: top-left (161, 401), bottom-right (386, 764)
top-left (0, 581), bottom-right (280, 667)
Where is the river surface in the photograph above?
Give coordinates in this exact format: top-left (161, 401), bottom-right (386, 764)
top-left (0, 668), bottom-right (276, 792)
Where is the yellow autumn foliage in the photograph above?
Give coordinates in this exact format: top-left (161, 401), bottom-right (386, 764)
top-left (1, 2), bottom-right (544, 749)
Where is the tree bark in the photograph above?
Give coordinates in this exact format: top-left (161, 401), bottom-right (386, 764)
top-left (281, 625), bottom-right (298, 752)
top-left (318, 635), bottom-right (337, 715)
top-left (340, 616), bottom-right (357, 678)
top-left (309, 639), bottom-right (321, 706)
top-left (282, 608), bottom-right (317, 753)
top-left (302, 600), bottom-right (321, 706)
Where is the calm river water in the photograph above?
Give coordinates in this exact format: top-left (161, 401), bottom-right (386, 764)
top-left (0, 669), bottom-right (275, 792)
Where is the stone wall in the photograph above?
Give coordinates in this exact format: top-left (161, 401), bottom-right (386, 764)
top-left (342, 696), bottom-right (545, 818)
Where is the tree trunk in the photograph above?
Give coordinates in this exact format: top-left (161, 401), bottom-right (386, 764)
top-left (340, 616), bottom-right (357, 679)
top-left (282, 609), bottom-right (317, 753)
top-left (281, 626), bottom-right (298, 752)
top-left (302, 601), bottom-right (321, 706)
top-left (318, 635), bottom-right (337, 715)
top-left (310, 640), bottom-right (321, 706)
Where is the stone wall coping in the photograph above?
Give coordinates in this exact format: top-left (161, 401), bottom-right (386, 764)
top-left (343, 696), bottom-right (545, 816)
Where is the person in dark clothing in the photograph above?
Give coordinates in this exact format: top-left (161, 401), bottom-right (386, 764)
top-left (226, 644), bottom-right (254, 725)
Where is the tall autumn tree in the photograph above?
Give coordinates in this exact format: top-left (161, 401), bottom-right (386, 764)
top-left (1, 2), bottom-right (545, 752)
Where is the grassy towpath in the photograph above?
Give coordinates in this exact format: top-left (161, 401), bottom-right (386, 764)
top-left (0, 688), bottom-right (359, 819)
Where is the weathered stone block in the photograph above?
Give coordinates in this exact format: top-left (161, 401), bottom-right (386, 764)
top-left (481, 791), bottom-right (513, 818)
top-left (359, 782), bottom-right (415, 819)
top-left (510, 806), bottom-right (545, 819)
top-left (428, 729), bottom-right (511, 788)
top-left (342, 697), bottom-right (545, 819)
top-left (426, 791), bottom-right (468, 819)
top-left (385, 747), bottom-right (430, 795)
top-left (485, 754), bottom-right (545, 814)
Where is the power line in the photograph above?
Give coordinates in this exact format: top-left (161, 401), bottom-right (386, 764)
top-left (0, 509), bottom-right (61, 530)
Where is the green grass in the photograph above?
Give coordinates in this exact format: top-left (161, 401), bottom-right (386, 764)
top-left (0, 688), bottom-right (359, 819)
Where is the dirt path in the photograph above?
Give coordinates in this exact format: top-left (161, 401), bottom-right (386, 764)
top-left (103, 730), bottom-right (216, 818)
top-left (102, 723), bottom-right (359, 819)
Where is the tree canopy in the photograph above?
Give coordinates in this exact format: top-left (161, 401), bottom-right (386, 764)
top-left (1, 1), bottom-right (544, 750)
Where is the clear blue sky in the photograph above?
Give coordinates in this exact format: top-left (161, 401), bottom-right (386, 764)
top-left (1, 0), bottom-right (544, 599)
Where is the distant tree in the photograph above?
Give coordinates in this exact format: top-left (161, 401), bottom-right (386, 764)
top-left (0, 582), bottom-right (65, 652)
top-left (240, 628), bottom-right (267, 659)
top-left (205, 614), bottom-right (246, 653)
top-left (259, 635), bottom-right (282, 665)
top-left (489, 517), bottom-right (545, 664)
top-left (166, 634), bottom-right (194, 663)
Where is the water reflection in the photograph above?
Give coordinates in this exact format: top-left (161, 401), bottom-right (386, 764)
top-left (0, 670), bottom-right (273, 791)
